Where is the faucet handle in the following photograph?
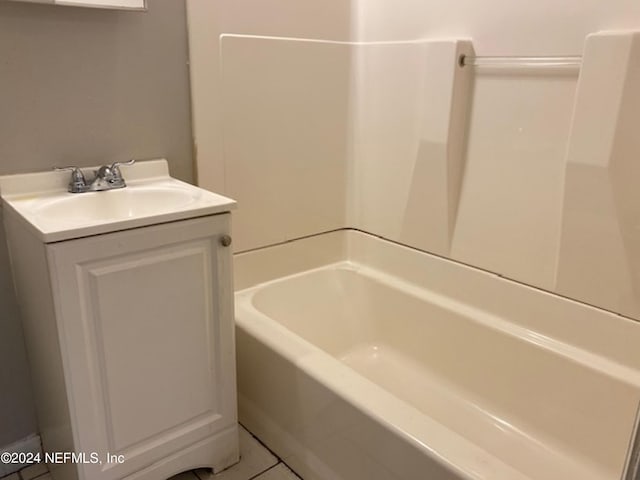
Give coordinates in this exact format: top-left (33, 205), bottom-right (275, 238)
top-left (110, 159), bottom-right (135, 181)
top-left (110, 159), bottom-right (135, 168)
top-left (54, 166), bottom-right (87, 193)
top-left (54, 165), bottom-right (82, 176)
top-left (110, 159), bottom-right (135, 172)
top-left (109, 159), bottom-right (136, 187)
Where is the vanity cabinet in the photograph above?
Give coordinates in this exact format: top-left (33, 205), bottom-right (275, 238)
top-left (4, 213), bottom-right (238, 480)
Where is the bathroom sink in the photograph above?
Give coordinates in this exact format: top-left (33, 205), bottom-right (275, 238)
top-left (0, 159), bottom-right (236, 242)
top-left (34, 187), bottom-right (196, 222)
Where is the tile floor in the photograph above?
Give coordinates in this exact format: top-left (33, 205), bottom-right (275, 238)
top-left (2, 461), bottom-right (48, 480)
top-left (2, 426), bottom-right (301, 480)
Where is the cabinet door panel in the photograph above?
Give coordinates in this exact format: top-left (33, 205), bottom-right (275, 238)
top-left (88, 243), bottom-right (218, 451)
top-left (47, 215), bottom-right (235, 480)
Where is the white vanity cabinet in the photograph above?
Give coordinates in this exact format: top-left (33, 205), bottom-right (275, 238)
top-left (0, 160), bottom-right (238, 480)
top-left (5, 213), bottom-right (238, 480)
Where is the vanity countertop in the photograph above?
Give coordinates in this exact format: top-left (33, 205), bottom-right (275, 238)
top-left (0, 159), bottom-right (236, 242)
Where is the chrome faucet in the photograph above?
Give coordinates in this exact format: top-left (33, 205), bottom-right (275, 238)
top-left (54, 159), bottom-right (135, 193)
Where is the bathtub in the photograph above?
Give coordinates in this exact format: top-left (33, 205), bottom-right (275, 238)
top-left (234, 230), bottom-right (640, 480)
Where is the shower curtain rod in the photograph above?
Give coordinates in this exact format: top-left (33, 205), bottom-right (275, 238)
top-left (459, 54), bottom-right (582, 68)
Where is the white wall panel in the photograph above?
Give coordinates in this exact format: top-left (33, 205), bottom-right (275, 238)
top-left (220, 36), bottom-right (350, 251)
top-left (352, 0), bottom-right (640, 54)
top-left (349, 40), bottom-right (473, 256)
top-left (188, 1), bottom-right (640, 321)
top-left (451, 70), bottom-right (577, 289)
top-left (557, 32), bottom-right (640, 318)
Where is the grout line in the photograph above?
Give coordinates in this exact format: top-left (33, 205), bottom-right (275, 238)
top-left (238, 422), bottom-right (282, 463)
top-left (200, 424), bottom-right (297, 480)
top-left (238, 424), bottom-right (303, 480)
top-left (246, 462), bottom-right (281, 480)
top-left (234, 228), bottom-right (345, 255)
top-left (31, 467), bottom-right (51, 479)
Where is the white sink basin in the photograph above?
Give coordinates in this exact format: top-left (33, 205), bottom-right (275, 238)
top-left (0, 159), bottom-right (236, 242)
top-left (34, 187), bottom-right (196, 222)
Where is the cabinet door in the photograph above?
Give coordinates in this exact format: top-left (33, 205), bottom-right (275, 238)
top-left (46, 215), bottom-right (236, 480)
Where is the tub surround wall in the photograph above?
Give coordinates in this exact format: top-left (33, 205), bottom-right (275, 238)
top-left (448, 65), bottom-right (576, 290)
top-left (0, 0), bottom-right (193, 456)
top-left (352, 0), bottom-right (640, 53)
top-left (557, 31), bottom-right (640, 318)
top-left (186, 0), bottom-right (353, 197)
top-left (188, 1), bottom-right (640, 321)
top-left (349, 40), bottom-right (474, 256)
top-left (220, 35), bottom-right (350, 251)
top-left (218, 35), bottom-right (470, 253)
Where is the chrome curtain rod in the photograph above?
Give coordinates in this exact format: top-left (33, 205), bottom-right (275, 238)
top-left (459, 54), bottom-right (582, 68)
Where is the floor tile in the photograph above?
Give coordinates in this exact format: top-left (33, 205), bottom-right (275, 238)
top-left (167, 472), bottom-right (199, 480)
top-left (19, 463), bottom-right (48, 479)
top-left (254, 464), bottom-right (301, 480)
top-left (195, 426), bottom-right (278, 480)
top-left (2, 474), bottom-right (19, 480)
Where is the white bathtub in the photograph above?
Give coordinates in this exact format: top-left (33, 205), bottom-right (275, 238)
top-left (234, 230), bottom-right (640, 480)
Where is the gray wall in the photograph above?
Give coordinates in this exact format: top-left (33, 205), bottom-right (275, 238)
top-left (0, 0), bottom-right (194, 447)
